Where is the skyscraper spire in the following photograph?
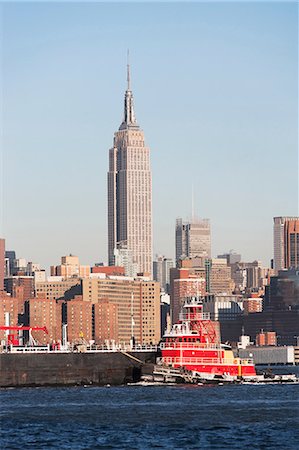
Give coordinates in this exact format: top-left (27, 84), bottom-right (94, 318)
top-left (127, 49), bottom-right (131, 91)
top-left (191, 183), bottom-right (195, 222)
top-left (119, 52), bottom-right (139, 130)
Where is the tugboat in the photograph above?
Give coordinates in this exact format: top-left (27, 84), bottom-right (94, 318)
top-left (159, 297), bottom-right (256, 381)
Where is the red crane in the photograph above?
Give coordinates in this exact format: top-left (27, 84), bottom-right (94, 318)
top-left (0, 326), bottom-right (48, 346)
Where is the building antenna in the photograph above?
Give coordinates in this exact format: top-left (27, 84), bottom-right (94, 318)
top-left (191, 183), bottom-right (195, 222)
top-left (127, 49), bottom-right (130, 91)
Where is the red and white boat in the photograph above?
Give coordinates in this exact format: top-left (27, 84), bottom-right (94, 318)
top-left (160, 297), bottom-right (256, 379)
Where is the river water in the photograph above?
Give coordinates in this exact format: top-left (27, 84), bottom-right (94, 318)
top-left (1, 378), bottom-right (299, 449)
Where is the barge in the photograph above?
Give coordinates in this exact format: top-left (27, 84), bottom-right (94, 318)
top-left (0, 345), bottom-right (157, 388)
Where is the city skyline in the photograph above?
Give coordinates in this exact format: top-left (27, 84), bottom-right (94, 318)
top-left (1, 2), bottom-right (298, 269)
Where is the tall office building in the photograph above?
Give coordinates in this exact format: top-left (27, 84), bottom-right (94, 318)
top-left (205, 258), bottom-right (234, 295)
top-left (114, 244), bottom-right (138, 277)
top-left (153, 255), bottom-right (174, 293)
top-left (175, 218), bottom-right (211, 266)
top-left (5, 250), bottom-right (16, 277)
top-left (108, 64), bottom-right (152, 275)
top-left (273, 217), bottom-right (299, 272)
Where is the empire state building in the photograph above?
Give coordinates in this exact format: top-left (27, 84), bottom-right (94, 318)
top-left (107, 64), bottom-right (152, 275)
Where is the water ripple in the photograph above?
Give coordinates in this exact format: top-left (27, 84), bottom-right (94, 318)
top-left (1, 383), bottom-right (299, 449)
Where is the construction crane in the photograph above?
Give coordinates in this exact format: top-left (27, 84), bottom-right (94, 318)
top-left (0, 326), bottom-right (49, 346)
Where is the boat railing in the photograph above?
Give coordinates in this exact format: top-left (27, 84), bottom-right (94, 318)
top-left (179, 312), bottom-right (211, 321)
top-left (82, 345), bottom-right (118, 353)
top-left (160, 342), bottom-right (221, 350)
top-left (8, 345), bottom-right (51, 353)
top-left (4, 343), bottom-right (158, 354)
top-left (83, 343), bottom-right (158, 353)
top-left (130, 344), bottom-right (158, 352)
top-left (162, 356), bottom-right (254, 365)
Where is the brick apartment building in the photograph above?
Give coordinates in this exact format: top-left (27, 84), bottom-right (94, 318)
top-left (26, 298), bottom-right (62, 344)
top-left (35, 278), bottom-right (81, 301)
top-left (0, 291), bottom-right (25, 343)
top-left (94, 300), bottom-right (118, 343)
top-left (62, 296), bottom-right (93, 343)
top-left (81, 277), bottom-right (160, 345)
top-left (4, 276), bottom-right (35, 301)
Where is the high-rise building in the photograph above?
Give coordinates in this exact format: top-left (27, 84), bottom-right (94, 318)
top-left (175, 218), bottom-right (211, 266)
top-left (27, 298), bottom-right (62, 344)
top-left (51, 255), bottom-right (90, 278)
top-left (5, 250), bottom-right (16, 276)
top-left (107, 64), bottom-right (152, 275)
top-left (273, 217), bottom-right (299, 272)
top-left (63, 297), bottom-right (93, 344)
top-left (264, 268), bottom-right (299, 311)
top-left (228, 259), bottom-right (273, 294)
top-left (94, 300), bottom-right (118, 344)
top-left (114, 243), bottom-right (138, 277)
top-left (13, 258), bottom-right (27, 275)
top-left (0, 291), bottom-right (29, 344)
top-left (218, 252), bottom-right (241, 265)
top-left (81, 277), bottom-right (160, 345)
top-left (0, 291), bottom-right (21, 327)
top-left (206, 258), bottom-right (234, 295)
top-left (4, 276), bottom-right (35, 300)
top-left (26, 262), bottom-right (41, 276)
top-left (203, 294), bottom-right (244, 321)
top-left (153, 255), bottom-right (174, 293)
top-left (35, 278), bottom-right (81, 301)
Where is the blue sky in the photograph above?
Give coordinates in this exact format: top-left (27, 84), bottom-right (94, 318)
top-left (1, 1), bottom-right (298, 270)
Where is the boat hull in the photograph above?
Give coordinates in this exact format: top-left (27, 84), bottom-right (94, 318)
top-left (0, 351), bottom-right (156, 387)
top-left (161, 347), bottom-right (256, 377)
top-left (171, 362), bottom-right (256, 377)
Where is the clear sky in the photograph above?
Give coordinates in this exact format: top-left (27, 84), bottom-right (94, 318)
top-left (1, 1), bottom-right (298, 270)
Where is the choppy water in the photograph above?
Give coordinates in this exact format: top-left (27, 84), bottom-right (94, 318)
top-left (1, 380), bottom-right (299, 449)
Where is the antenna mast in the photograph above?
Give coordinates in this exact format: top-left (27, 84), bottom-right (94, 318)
top-left (191, 183), bottom-right (195, 222)
top-left (127, 49), bottom-right (130, 91)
